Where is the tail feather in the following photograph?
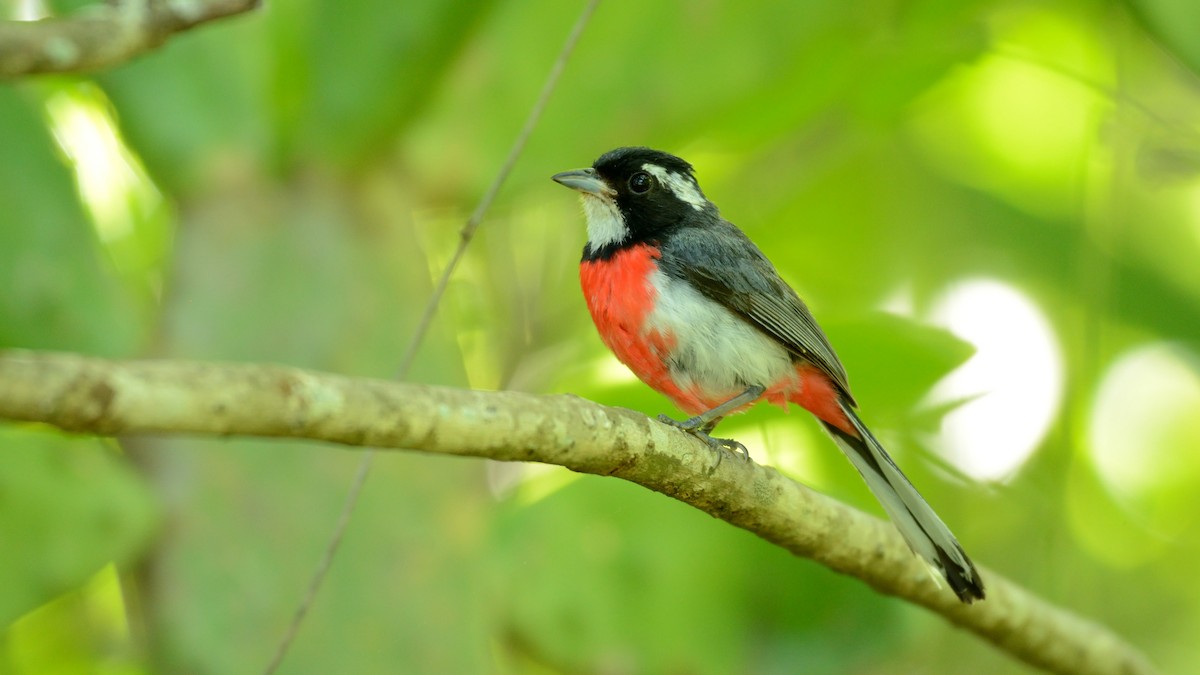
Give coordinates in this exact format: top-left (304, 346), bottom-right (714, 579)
top-left (822, 398), bottom-right (985, 603)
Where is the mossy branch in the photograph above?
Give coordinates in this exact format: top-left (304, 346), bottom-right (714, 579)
top-left (0, 350), bottom-right (1155, 675)
top-left (0, 0), bottom-right (259, 78)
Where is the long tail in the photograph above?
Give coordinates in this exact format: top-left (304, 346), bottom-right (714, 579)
top-left (821, 398), bottom-right (985, 603)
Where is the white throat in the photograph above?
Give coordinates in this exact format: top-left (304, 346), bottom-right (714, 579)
top-left (580, 194), bottom-right (629, 249)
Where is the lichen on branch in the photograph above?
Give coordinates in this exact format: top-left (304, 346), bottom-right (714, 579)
top-left (0, 349), bottom-right (1155, 675)
top-left (0, 0), bottom-right (260, 78)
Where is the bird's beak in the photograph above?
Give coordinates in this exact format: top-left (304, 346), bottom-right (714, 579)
top-left (552, 168), bottom-right (613, 196)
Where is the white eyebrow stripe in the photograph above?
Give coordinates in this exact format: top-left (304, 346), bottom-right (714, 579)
top-left (642, 163), bottom-right (706, 211)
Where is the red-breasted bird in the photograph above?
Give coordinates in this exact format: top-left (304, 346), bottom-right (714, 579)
top-left (552, 146), bottom-right (984, 603)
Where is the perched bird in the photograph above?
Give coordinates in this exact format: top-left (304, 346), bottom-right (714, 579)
top-left (552, 147), bottom-right (985, 603)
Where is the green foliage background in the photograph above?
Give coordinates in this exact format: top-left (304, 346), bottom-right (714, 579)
top-left (3, 0), bottom-right (1200, 672)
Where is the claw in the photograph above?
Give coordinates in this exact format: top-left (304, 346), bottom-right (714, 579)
top-left (712, 436), bottom-right (751, 461)
top-left (657, 414), bottom-right (752, 461)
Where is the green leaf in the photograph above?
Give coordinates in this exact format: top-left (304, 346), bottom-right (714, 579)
top-left (1125, 0), bottom-right (1200, 75)
top-left (273, 0), bottom-right (498, 166)
top-left (491, 475), bottom-right (902, 673)
top-left (97, 23), bottom-right (272, 196)
top-left (0, 427), bottom-right (157, 626)
top-left (822, 312), bottom-right (975, 426)
top-left (0, 87), bottom-right (138, 355)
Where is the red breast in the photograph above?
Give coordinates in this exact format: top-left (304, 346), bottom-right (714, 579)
top-left (579, 243), bottom-right (701, 410)
top-left (581, 243), bottom-right (853, 433)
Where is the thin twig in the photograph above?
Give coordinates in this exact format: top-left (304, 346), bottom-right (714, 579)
top-left (260, 2), bottom-right (603, 672)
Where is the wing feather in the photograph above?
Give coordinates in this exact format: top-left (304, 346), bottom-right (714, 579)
top-left (659, 221), bottom-right (854, 404)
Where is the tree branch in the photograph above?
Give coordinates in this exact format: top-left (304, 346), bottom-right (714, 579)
top-left (0, 0), bottom-right (259, 78)
top-left (0, 350), bottom-right (1155, 675)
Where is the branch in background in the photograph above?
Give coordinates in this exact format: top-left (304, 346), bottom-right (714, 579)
top-left (0, 350), bottom-right (1155, 675)
top-left (0, 0), bottom-right (259, 78)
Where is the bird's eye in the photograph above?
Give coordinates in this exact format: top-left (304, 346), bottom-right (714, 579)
top-left (628, 172), bottom-right (653, 194)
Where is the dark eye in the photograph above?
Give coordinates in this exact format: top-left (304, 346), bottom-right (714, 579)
top-left (628, 172), bottom-right (653, 194)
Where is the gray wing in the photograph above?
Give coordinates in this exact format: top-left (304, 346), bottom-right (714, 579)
top-left (659, 221), bottom-right (855, 404)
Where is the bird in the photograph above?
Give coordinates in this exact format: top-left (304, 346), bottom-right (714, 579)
top-left (552, 146), bottom-right (985, 603)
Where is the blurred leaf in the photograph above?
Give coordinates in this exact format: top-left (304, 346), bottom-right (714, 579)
top-left (823, 312), bottom-right (975, 424)
top-left (1125, 0), bottom-right (1200, 75)
top-left (0, 427), bottom-right (157, 626)
top-left (97, 18), bottom-right (272, 195)
top-left (491, 474), bottom-right (902, 674)
top-left (4, 566), bottom-right (137, 674)
top-left (0, 87), bottom-right (138, 355)
top-left (45, 0), bottom-right (94, 14)
top-left (139, 438), bottom-right (497, 674)
top-left (270, 0), bottom-right (497, 167)
top-left (920, 181), bottom-right (1200, 352)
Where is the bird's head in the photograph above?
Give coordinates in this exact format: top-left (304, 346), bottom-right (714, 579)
top-left (553, 146), bottom-right (713, 258)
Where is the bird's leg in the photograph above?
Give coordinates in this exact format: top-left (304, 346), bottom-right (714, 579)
top-left (657, 385), bottom-right (765, 461)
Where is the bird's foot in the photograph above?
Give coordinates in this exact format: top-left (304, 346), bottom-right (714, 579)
top-left (656, 414), bottom-right (752, 461)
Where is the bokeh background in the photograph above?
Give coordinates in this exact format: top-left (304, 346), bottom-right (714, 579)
top-left (3, 0), bottom-right (1200, 672)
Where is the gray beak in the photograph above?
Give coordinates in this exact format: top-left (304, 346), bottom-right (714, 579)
top-left (552, 167), bottom-right (612, 196)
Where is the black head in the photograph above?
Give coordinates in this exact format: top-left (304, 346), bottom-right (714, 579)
top-left (553, 146), bottom-right (715, 259)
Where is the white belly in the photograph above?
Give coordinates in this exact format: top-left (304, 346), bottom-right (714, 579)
top-left (645, 268), bottom-right (795, 395)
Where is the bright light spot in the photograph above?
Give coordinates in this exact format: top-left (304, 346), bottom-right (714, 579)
top-left (729, 416), bottom-right (828, 488)
top-left (966, 55), bottom-right (1094, 177)
top-left (594, 353), bottom-right (639, 386)
top-left (880, 282), bottom-right (915, 317)
top-left (44, 87), bottom-right (162, 245)
top-left (1089, 344), bottom-right (1200, 536)
top-left (13, 0), bottom-right (46, 21)
top-left (907, 11), bottom-right (1106, 219)
top-left (489, 461), bottom-right (579, 505)
top-left (922, 279), bottom-right (1063, 481)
